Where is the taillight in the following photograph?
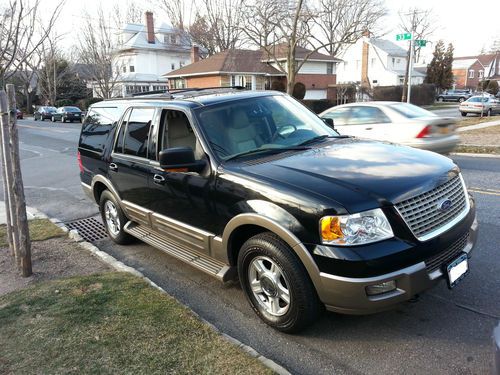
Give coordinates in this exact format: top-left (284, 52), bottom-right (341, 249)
top-left (416, 125), bottom-right (432, 138)
top-left (77, 151), bottom-right (84, 173)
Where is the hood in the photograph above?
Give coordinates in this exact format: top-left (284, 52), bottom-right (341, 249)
top-left (231, 138), bottom-right (458, 213)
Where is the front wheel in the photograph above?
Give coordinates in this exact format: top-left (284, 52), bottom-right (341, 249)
top-left (61, 116), bottom-right (66, 123)
top-left (99, 190), bottom-right (134, 245)
top-left (461, 112), bottom-right (467, 117)
top-left (238, 232), bottom-right (322, 333)
top-left (487, 109), bottom-right (492, 117)
top-left (458, 97), bottom-right (465, 103)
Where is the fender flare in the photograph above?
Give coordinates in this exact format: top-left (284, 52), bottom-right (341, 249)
top-left (221, 213), bottom-right (322, 290)
top-left (91, 175), bottom-right (122, 207)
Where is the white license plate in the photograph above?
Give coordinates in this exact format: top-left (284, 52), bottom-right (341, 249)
top-left (446, 253), bottom-right (469, 288)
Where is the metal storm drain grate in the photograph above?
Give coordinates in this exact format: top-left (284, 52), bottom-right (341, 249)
top-left (65, 216), bottom-right (109, 243)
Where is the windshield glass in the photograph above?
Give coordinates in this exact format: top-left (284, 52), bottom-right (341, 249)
top-left (194, 95), bottom-right (338, 160)
top-left (64, 107), bottom-right (81, 112)
top-left (388, 103), bottom-right (436, 119)
top-left (467, 97), bottom-right (489, 102)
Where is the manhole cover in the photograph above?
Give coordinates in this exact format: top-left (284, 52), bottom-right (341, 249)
top-left (66, 216), bottom-right (109, 243)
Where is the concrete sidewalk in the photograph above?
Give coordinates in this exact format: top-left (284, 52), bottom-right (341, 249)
top-left (0, 202), bottom-right (47, 225)
top-left (457, 118), bottom-right (500, 132)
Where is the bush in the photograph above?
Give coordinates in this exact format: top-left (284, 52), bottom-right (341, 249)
top-left (270, 80), bottom-right (286, 92)
top-left (77, 97), bottom-right (103, 110)
top-left (292, 82), bottom-right (306, 100)
top-left (55, 99), bottom-right (73, 107)
top-left (301, 99), bottom-right (335, 114)
top-left (373, 84), bottom-right (436, 105)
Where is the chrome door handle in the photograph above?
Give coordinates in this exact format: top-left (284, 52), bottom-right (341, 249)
top-left (109, 163), bottom-right (118, 171)
top-left (365, 127), bottom-right (373, 130)
top-left (153, 174), bottom-right (165, 184)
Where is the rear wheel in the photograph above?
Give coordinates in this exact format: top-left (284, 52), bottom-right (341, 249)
top-left (99, 190), bottom-right (133, 245)
top-left (437, 97), bottom-right (444, 102)
top-left (461, 112), bottom-right (467, 117)
top-left (238, 232), bottom-right (322, 333)
top-left (487, 108), bottom-right (492, 116)
top-left (459, 97), bottom-right (465, 103)
top-left (61, 116), bottom-right (66, 123)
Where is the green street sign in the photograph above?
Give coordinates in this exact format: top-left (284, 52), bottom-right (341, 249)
top-left (415, 39), bottom-right (427, 47)
top-left (396, 33), bottom-right (412, 41)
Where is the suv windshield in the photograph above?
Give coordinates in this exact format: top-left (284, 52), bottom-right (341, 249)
top-left (389, 103), bottom-right (436, 119)
top-left (194, 95), bottom-right (338, 160)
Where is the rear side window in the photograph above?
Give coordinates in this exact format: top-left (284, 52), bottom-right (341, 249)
top-left (322, 107), bottom-right (351, 126)
top-left (347, 106), bottom-right (391, 125)
top-left (117, 108), bottom-right (155, 158)
top-left (79, 107), bottom-right (123, 153)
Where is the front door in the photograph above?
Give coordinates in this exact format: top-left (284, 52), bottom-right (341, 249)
top-left (147, 108), bottom-right (220, 235)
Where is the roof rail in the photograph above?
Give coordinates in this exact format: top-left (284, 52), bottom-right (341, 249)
top-left (131, 89), bottom-right (171, 97)
top-left (104, 86), bottom-right (247, 101)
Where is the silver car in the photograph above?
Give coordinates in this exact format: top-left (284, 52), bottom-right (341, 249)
top-left (459, 95), bottom-right (500, 117)
top-left (319, 101), bottom-right (459, 154)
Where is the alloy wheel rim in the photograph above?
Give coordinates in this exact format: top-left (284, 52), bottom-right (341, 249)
top-left (104, 200), bottom-right (120, 236)
top-left (248, 256), bottom-right (291, 316)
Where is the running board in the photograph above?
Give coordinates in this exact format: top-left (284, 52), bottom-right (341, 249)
top-left (124, 222), bottom-right (235, 282)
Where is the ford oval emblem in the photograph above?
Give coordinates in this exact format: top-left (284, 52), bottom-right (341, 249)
top-left (438, 199), bottom-right (453, 212)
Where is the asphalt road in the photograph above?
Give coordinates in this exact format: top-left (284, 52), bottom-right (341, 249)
top-left (7, 117), bottom-right (500, 374)
top-left (429, 104), bottom-right (461, 118)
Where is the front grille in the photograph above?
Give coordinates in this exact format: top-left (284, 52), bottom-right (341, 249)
top-left (395, 174), bottom-right (468, 240)
top-left (425, 232), bottom-right (469, 273)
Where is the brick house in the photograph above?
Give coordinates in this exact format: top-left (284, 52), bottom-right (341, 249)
top-left (164, 46), bottom-right (340, 100)
top-left (452, 53), bottom-right (500, 90)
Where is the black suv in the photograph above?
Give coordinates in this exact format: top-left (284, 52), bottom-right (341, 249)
top-left (436, 90), bottom-right (472, 103)
top-left (78, 89), bottom-right (478, 332)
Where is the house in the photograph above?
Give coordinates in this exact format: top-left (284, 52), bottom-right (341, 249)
top-left (164, 46), bottom-right (340, 100)
top-left (452, 53), bottom-right (500, 90)
top-left (336, 36), bottom-right (425, 87)
top-left (94, 11), bottom-right (192, 98)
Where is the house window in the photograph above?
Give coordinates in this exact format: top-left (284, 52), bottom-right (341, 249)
top-left (392, 58), bottom-right (395, 65)
top-left (171, 63), bottom-right (175, 70)
top-left (231, 75), bottom-right (252, 89)
top-left (170, 35), bottom-right (176, 44)
top-left (152, 85), bottom-right (167, 91)
top-left (179, 61), bottom-right (184, 68)
top-left (130, 66), bottom-right (135, 73)
top-left (469, 70), bottom-right (474, 78)
top-left (122, 66), bottom-right (127, 73)
top-left (479, 70), bottom-right (484, 79)
top-left (327, 62), bottom-right (334, 75)
top-left (172, 79), bottom-right (186, 89)
top-left (396, 59), bottom-right (401, 64)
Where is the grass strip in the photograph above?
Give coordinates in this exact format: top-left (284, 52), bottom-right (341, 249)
top-left (0, 219), bottom-right (65, 247)
top-left (457, 116), bottom-right (500, 127)
top-left (454, 145), bottom-right (500, 154)
top-left (0, 272), bottom-right (273, 375)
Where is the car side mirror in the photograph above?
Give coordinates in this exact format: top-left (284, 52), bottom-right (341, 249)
top-left (323, 118), bottom-right (335, 129)
top-left (159, 147), bottom-right (205, 173)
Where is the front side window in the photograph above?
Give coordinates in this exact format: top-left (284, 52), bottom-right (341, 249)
top-left (322, 107), bottom-right (351, 126)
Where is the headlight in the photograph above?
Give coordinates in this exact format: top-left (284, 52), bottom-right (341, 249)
top-left (320, 208), bottom-right (393, 246)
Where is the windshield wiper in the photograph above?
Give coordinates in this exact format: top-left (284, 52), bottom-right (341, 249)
top-left (224, 146), bottom-right (309, 162)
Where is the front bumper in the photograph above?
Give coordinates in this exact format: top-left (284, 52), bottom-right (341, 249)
top-left (315, 214), bottom-right (478, 315)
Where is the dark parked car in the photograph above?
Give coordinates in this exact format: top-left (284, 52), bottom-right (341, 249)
top-left (34, 106), bottom-right (57, 121)
top-left (16, 109), bottom-right (23, 119)
top-left (436, 90), bottom-right (472, 103)
top-left (51, 106), bottom-right (83, 123)
top-left (78, 89), bottom-right (478, 332)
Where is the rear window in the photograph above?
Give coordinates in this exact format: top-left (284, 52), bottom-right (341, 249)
top-left (388, 103), bottom-right (436, 119)
top-left (79, 107), bottom-right (123, 153)
top-left (467, 97), bottom-right (488, 102)
top-left (64, 107), bottom-right (81, 112)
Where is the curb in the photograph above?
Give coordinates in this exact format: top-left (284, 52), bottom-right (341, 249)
top-left (49, 217), bottom-right (291, 375)
top-left (451, 152), bottom-right (500, 158)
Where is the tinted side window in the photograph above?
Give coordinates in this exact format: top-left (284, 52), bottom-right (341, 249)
top-left (123, 108), bottom-right (155, 158)
top-left (347, 106), bottom-right (391, 125)
top-left (79, 107), bottom-right (123, 153)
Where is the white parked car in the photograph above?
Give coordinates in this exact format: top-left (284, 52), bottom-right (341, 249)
top-left (319, 101), bottom-right (459, 154)
top-left (459, 95), bottom-right (500, 117)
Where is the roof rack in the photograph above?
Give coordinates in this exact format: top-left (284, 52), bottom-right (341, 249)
top-left (105, 86), bottom-right (247, 101)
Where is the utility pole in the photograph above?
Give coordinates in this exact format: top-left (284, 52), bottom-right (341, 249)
top-left (407, 33), bottom-right (414, 103)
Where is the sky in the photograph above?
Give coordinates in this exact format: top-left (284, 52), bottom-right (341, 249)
top-left (43, 0), bottom-right (500, 59)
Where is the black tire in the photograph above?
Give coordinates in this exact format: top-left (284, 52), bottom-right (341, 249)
top-left (34, 116), bottom-right (37, 121)
top-left (61, 116), bottom-right (66, 123)
top-left (461, 112), bottom-right (467, 117)
top-left (51, 116), bottom-right (55, 122)
top-left (99, 190), bottom-right (134, 245)
top-left (458, 97), bottom-right (465, 103)
top-left (238, 232), bottom-right (322, 333)
top-left (487, 109), bottom-right (492, 117)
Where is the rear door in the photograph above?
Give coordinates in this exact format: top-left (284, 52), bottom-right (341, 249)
top-left (108, 107), bottom-right (158, 209)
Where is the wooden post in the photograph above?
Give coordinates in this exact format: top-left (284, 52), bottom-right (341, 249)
top-left (6, 84), bottom-right (32, 276)
top-left (0, 91), bottom-right (16, 256)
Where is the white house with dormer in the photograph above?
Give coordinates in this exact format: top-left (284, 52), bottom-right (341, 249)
top-left (94, 12), bottom-right (193, 98)
top-left (336, 36), bottom-right (425, 87)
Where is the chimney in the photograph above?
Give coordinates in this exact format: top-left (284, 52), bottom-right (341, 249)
top-left (145, 11), bottom-right (155, 44)
top-left (191, 45), bottom-right (200, 63)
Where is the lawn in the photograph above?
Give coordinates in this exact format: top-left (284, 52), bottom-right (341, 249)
top-left (0, 272), bottom-right (273, 374)
top-left (457, 115), bottom-right (500, 127)
top-left (0, 218), bottom-right (65, 247)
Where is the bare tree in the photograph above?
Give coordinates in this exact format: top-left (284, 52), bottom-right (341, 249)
top-left (0, 0), bottom-right (63, 86)
top-left (112, 1), bottom-right (144, 28)
top-left (157, 0), bottom-right (191, 29)
top-left (77, 8), bottom-right (119, 99)
top-left (309, 0), bottom-right (386, 56)
top-left (399, 7), bottom-right (435, 101)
